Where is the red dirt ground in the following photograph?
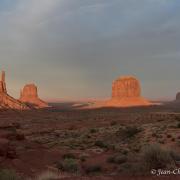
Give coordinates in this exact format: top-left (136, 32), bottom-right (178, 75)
top-left (0, 103), bottom-right (180, 179)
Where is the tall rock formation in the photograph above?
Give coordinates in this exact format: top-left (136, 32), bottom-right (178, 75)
top-left (176, 92), bottom-right (180, 101)
top-left (107, 76), bottom-right (150, 107)
top-left (0, 71), bottom-right (28, 110)
top-left (112, 76), bottom-right (141, 99)
top-left (20, 84), bottom-right (49, 108)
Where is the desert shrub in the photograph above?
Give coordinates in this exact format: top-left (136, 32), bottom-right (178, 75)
top-left (175, 116), bottom-right (180, 121)
top-left (106, 144), bottom-right (116, 150)
top-left (84, 134), bottom-right (91, 139)
top-left (168, 148), bottom-right (179, 159)
top-left (56, 158), bottom-right (78, 173)
top-left (141, 144), bottom-right (176, 171)
top-left (132, 144), bottom-right (141, 152)
top-left (107, 154), bottom-right (127, 164)
top-left (0, 169), bottom-right (21, 180)
top-left (79, 153), bottom-right (89, 162)
top-left (118, 162), bottom-right (144, 175)
top-left (166, 134), bottom-right (172, 138)
top-left (118, 163), bottom-right (133, 173)
top-left (120, 149), bottom-right (129, 155)
top-left (80, 156), bottom-right (86, 162)
top-left (168, 125), bottom-right (177, 128)
top-left (177, 122), bottom-right (180, 128)
top-left (62, 153), bottom-right (76, 159)
top-left (158, 139), bottom-right (165, 144)
top-left (35, 171), bottom-right (60, 180)
top-left (94, 140), bottom-right (108, 149)
top-left (89, 128), bottom-right (98, 133)
top-left (85, 165), bottom-right (102, 174)
top-left (152, 133), bottom-right (157, 138)
top-left (68, 125), bottom-right (76, 130)
top-left (169, 150), bottom-right (180, 162)
top-left (157, 119), bottom-right (164, 122)
top-left (120, 126), bottom-right (141, 138)
top-left (110, 121), bottom-right (117, 126)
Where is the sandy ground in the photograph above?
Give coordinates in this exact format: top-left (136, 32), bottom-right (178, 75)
top-left (0, 102), bottom-right (180, 179)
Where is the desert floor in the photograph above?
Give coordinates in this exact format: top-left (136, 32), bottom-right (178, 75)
top-left (0, 102), bottom-right (180, 179)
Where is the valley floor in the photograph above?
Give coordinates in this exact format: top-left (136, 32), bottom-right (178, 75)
top-left (0, 103), bottom-right (180, 179)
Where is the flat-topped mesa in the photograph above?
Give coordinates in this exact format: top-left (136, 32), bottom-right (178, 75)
top-left (107, 75), bottom-right (150, 107)
top-left (112, 76), bottom-right (141, 100)
top-left (0, 71), bottom-right (28, 110)
top-left (20, 84), bottom-right (49, 108)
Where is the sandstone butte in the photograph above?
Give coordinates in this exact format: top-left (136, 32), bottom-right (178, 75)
top-left (176, 92), bottom-right (180, 101)
top-left (0, 71), bottom-right (28, 110)
top-left (20, 84), bottom-right (49, 108)
top-left (106, 75), bottom-right (151, 107)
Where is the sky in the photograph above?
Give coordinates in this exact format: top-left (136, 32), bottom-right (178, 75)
top-left (0, 0), bottom-right (179, 101)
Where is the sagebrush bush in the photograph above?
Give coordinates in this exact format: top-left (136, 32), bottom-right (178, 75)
top-left (56, 158), bottom-right (78, 173)
top-left (34, 171), bottom-right (60, 180)
top-left (141, 144), bottom-right (177, 171)
top-left (177, 122), bottom-right (180, 128)
top-left (94, 140), bottom-right (108, 148)
top-left (89, 128), bottom-right (98, 133)
top-left (110, 121), bottom-right (117, 126)
top-left (62, 153), bottom-right (76, 160)
top-left (117, 126), bottom-right (141, 139)
top-left (0, 169), bottom-right (21, 180)
top-left (107, 154), bottom-right (127, 164)
top-left (85, 165), bottom-right (102, 174)
top-left (124, 126), bottom-right (141, 138)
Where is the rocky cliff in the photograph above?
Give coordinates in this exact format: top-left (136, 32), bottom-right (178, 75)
top-left (107, 76), bottom-right (150, 107)
top-left (20, 84), bottom-right (49, 108)
top-left (0, 71), bottom-right (28, 110)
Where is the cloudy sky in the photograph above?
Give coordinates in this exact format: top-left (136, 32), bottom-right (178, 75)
top-left (0, 0), bottom-right (179, 101)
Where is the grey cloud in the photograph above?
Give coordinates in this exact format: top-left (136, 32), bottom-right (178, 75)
top-left (0, 0), bottom-right (180, 100)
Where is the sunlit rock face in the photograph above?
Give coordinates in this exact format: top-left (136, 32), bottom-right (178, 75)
top-left (0, 71), bottom-right (7, 94)
top-left (0, 71), bottom-right (28, 110)
top-left (112, 76), bottom-right (141, 100)
top-left (20, 84), bottom-right (49, 108)
top-left (21, 84), bottom-right (38, 99)
top-left (176, 92), bottom-right (180, 101)
top-left (107, 76), bottom-right (150, 107)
